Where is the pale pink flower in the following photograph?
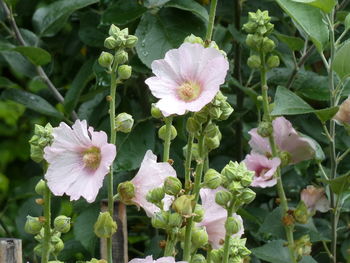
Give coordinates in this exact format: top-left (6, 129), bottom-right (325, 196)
top-left (243, 153), bottom-right (280, 188)
top-left (44, 120), bottom-right (116, 203)
top-left (301, 185), bottom-right (330, 213)
top-left (334, 96), bottom-right (350, 124)
top-left (249, 117), bottom-right (316, 164)
top-left (129, 255), bottom-right (186, 263)
top-left (131, 150), bottom-right (177, 217)
top-left (145, 43), bottom-right (229, 117)
top-left (198, 187), bottom-right (244, 249)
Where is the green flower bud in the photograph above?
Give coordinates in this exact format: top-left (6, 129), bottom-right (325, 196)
top-left (114, 50), bottom-right (128, 64)
top-left (209, 106), bottom-right (222, 119)
top-left (247, 55), bottom-right (261, 69)
top-left (164, 176), bottom-right (182, 196)
top-left (125, 35), bottom-right (138, 48)
top-left (193, 204), bottom-right (204, 222)
top-left (228, 181), bottom-right (244, 194)
top-left (240, 188), bottom-right (256, 204)
top-left (35, 179), bottom-right (46, 195)
top-left (186, 117), bottom-right (201, 133)
top-left (168, 213), bottom-right (183, 227)
top-left (242, 22), bottom-right (258, 34)
top-left (183, 142), bottom-right (199, 161)
top-left (204, 169), bottom-right (222, 189)
top-left (120, 28), bottom-right (129, 36)
top-left (204, 123), bottom-right (220, 138)
top-left (245, 34), bottom-right (256, 48)
top-left (151, 104), bottom-right (163, 119)
top-left (193, 109), bottom-right (209, 124)
top-left (117, 181), bottom-right (135, 204)
top-left (225, 217), bottom-right (240, 236)
top-left (94, 212), bottom-right (117, 238)
top-left (215, 190), bottom-right (232, 207)
top-left (240, 175), bottom-right (253, 187)
top-left (262, 37), bottom-right (275, 53)
top-left (279, 151), bottom-right (292, 166)
top-left (52, 238), bottom-right (64, 254)
top-left (151, 211), bottom-right (169, 229)
top-left (108, 24), bottom-right (120, 37)
top-left (146, 187), bottom-right (165, 204)
top-left (98, 51), bottom-right (114, 68)
top-left (29, 123), bottom-right (53, 163)
top-left (190, 254), bottom-right (206, 263)
top-left (294, 201), bottom-right (309, 224)
top-left (257, 121), bottom-right (273, 137)
top-left (87, 259), bottom-right (107, 263)
top-left (192, 227), bottom-right (208, 248)
top-left (266, 55), bottom-right (280, 68)
top-left (208, 41), bottom-right (219, 50)
top-left (219, 102), bottom-right (234, 120)
top-left (158, 125), bottom-right (177, 141)
top-left (54, 215), bottom-right (71, 233)
top-left (104, 36), bottom-right (118, 49)
top-left (172, 195), bottom-right (194, 217)
top-left (34, 244), bottom-right (42, 256)
top-left (205, 134), bottom-right (221, 151)
top-left (210, 249), bottom-right (222, 263)
top-left (25, 216), bottom-right (43, 235)
top-left (184, 34), bottom-right (204, 45)
top-left (118, 65), bottom-right (132, 80)
top-left (115, 112), bottom-right (134, 133)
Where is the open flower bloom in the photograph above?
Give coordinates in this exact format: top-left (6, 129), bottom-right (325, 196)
top-left (244, 153), bottom-right (280, 188)
top-left (129, 255), bottom-right (186, 263)
top-left (131, 150), bottom-right (177, 217)
top-left (44, 120), bottom-right (116, 203)
top-left (145, 43), bottom-right (229, 117)
top-left (248, 117), bottom-right (316, 164)
top-left (198, 187), bottom-right (243, 249)
top-left (334, 96), bottom-right (350, 124)
top-left (301, 185), bottom-right (330, 213)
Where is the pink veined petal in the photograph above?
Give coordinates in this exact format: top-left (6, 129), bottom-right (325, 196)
top-left (151, 59), bottom-right (182, 85)
top-left (50, 122), bottom-right (87, 152)
top-left (145, 76), bottom-right (178, 99)
top-left (71, 119), bottom-right (92, 147)
top-left (248, 128), bottom-right (271, 155)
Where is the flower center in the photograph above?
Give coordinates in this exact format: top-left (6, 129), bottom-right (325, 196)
top-left (177, 81), bottom-right (201, 102)
top-left (82, 147), bottom-right (101, 170)
top-left (257, 168), bottom-right (269, 177)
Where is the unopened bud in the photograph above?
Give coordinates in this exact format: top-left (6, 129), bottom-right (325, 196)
top-left (184, 34), bottom-right (204, 45)
top-left (193, 204), bottom-right (204, 222)
top-left (151, 211), bottom-right (169, 229)
top-left (209, 106), bottom-right (222, 119)
top-left (94, 212), bottom-right (117, 238)
top-left (54, 215), bottom-right (71, 233)
top-left (104, 36), bottom-right (118, 49)
top-left (34, 244), bottom-right (42, 256)
top-left (219, 102), bottom-right (234, 120)
top-left (35, 179), bottom-right (46, 195)
top-left (52, 238), bottom-right (64, 254)
top-left (117, 181), bottom-right (135, 204)
top-left (151, 104), bottom-right (163, 119)
top-left (168, 213), bottom-right (183, 227)
top-left (115, 112), bottom-right (134, 133)
top-left (98, 52), bottom-right (114, 68)
top-left (210, 249), bottom-right (222, 263)
top-left (279, 151), bottom-right (291, 166)
top-left (146, 187), bottom-right (165, 204)
top-left (114, 50), bottom-right (128, 64)
top-left (247, 55), bottom-right (261, 69)
top-left (118, 65), bottom-right (132, 80)
top-left (204, 169), bottom-right (222, 189)
top-left (257, 121), bottom-right (273, 137)
top-left (240, 188), bottom-right (256, 204)
top-left (158, 125), bottom-right (177, 141)
top-left (164, 177), bottom-right (182, 196)
top-left (294, 201), bottom-right (309, 224)
top-left (266, 55), bottom-right (280, 68)
top-left (190, 254), bottom-right (206, 263)
top-left (215, 190), bottom-right (232, 207)
top-left (262, 37), bottom-right (275, 53)
top-left (225, 216), bottom-right (241, 236)
top-left (228, 181), bottom-right (244, 194)
top-left (108, 24), bottom-right (120, 37)
top-left (186, 117), bottom-right (201, 133)
top-left (172, 195), bottom-right (194, 217)
top-left (125, 35), bottom-right (138, 48)
top-left (25, 216), bottom-right (43, 234)
top-left (192, 227), bottom-right (208, 248)
top-left (205, 134), bottom-right (221, 151)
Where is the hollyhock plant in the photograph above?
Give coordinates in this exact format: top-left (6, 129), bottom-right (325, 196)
top-left (198, 187), bottom-right (244, 249)
top-left (301, 185), bottom-right (330, 213)
top-left (130, 150), bottom-right (177, 217)
top-left (243, 153), bottom-right (281, 188)
top-left (44, 120), bottom-right (116, 203)
top-left (129, 256), bottom-right (186, 263)
top-left (249, 117), bottom-right (316, 164)
top-left (145, 43), bottom-right (229, 117)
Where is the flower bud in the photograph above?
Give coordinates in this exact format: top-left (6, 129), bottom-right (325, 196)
top-left (34, 244), bottom-right (42, 256)
top-left (164, 176), bottom-right (182, 196)
top-left (108, 24), bottom-right (120, 37)
top-left (266, 55), bottom-right (280, 68)
top-left (245, 34), bottom-right (256, 48)
top-left (215, 190), bottom-right (232, 207)
top-left (240, 175), bottom-right (253, 187)
top-left (35, 179), bottom-right (46, 195)
top-left (151, 211), bottom-right (169, 229)
top-left (114, 50), bottom-right (128, 64)
top-left (186, 117), bottom-right (201, 133)
top-left (205, 134), bottom-right (221, 151)
top-left (94, 212), bottom-right (117, 238)
top-left (146, 187), bottom-right (165, 204)
top-left (104, 36), bottom-right (118, 49)
top-left (98, 51), bottom-right (114, 68)
top-left (279, 151), bottom-right (292, 166)
top-left (52, 238), bottom-right (64, 254)
top-left (210, 249), bottom-right (222, 263)
top-left (257, 121), bottom-right (273, 137)
top-left (172, 195), bottom-right (194, 217)
top-left (115, 112), bottom-right (134, 133)
top-left (228, 181), bottom-right (244, 194)
top-left (168, 213), bottom-right (183, 227)
top-left (262, 37), bottom-right (275, 53)
top-left (240, 188), bottom-right (256, 204)
top-left (191, 227), bottom-right (208, 248)
top-left (225, 217), bottom-right (241, 236)
top-left (294, 201), bottom-right (309, 224)
top-left (247, 55), bottom-right (261, 69)
top-left (184, 34), bottom-right (204, 45)
top-left (125, 35), bottom-right (138, 48)
top-left (29, 123), bottom-right (53, 163)
top-left (54, 215), bottom-right (71, 233)
top-left (119, 28), bottom-right (129, 36)
top-left (117, 181), bottom-right (135, 204)
top-left (151, 104), bottom-right (163, 119)
top-left (87, 259), bottom-right (108, 263)
top-left (193, 204), bottom-right (204, 222)
top-left (25, 216), bottom-right (43, 234)
top-left (219, 102), bottom-right (234, 120)
top-left (204, 169), bottom-right (222, 189)
top-left (190, 254), bottom-right (206, 263)
top-left (118, 65), bottom-right (132, 80)
top-left (158, 125), bottom-right (177, 141)
top-left (209, 106), bottom-right (222, 119)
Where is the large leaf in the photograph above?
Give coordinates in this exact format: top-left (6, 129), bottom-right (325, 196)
top-left (274, 33), bottom-right (304, 51)
top-left (292, 0), bottom-right (336, 13)
top-left (333, 41), bottom-right (350, 80)
top-left (275, 0), bottom-right (329, 52)
top-left (78, 11), bottom-right (105, 47)
top-left (2, 89), bottom-right (63, 119)
top-left (164, 0), bottom-right (209, 22)
top-left (32, 0), bottom-right (99, 36)
top-left (0, 50), bottom-right (36, 77)
top-left (252, 240), bottom-right (292, 263)
top-left (324, 173), bottom-right (350, 194)
top-left (13, 46), bottom-right (51, 66)
top-left (258, 207), bottom-right (285, 240)
top-left (135, 8), bottom-right (206, 67)
top-left (102, 0), bottom-right (147, 25)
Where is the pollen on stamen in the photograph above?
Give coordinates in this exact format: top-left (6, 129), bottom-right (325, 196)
top-left (177, 81), bottom-right (201, 102)
top-left (82, 147), bottom-right (101, 170)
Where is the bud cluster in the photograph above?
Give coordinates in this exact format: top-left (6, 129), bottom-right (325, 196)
top-left (210, 237), bottom-right (251, 263)
top-left (29, 123), bottom-right (53, 163)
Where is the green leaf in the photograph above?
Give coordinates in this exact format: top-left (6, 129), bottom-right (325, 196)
top-left (78, 11), bottom-right (105, 47)
top-left (333, 41), bottom-right (350, 80)
top-left (135, 8), bottom-right (206, 67)
top-left (252, 240), bottom-right (292, 263)
top-left (324, 173), bottom-right (350, 194)
top-left (275, 0), bottom-right (329, 52)
top-left (32, 0), bottom-right (99, 36)
top-left (1, 89), bottom-right (63, 118)
top-left (291, 0), bottom-right (336, 13)
top-left (164, 0), bottom-right (209, 22)
top-left (314, 106), bottom-right (339, 123)
top-left (0, 50), bottom-right (36, 77)
top-left (102, 0), bottom-right (147, 25)
top-left (13, 46), bottom-right (51, 66)
top-left (258, 207), bottom-right (286, 240)
top-left (299, 256), bottom-right (318, 263)
top-left (64, 59), bottom-right (94, 114)
top-left (274, 33), bottom-right (304, 51)
top-left (345, 13), bottom-right (350, 30)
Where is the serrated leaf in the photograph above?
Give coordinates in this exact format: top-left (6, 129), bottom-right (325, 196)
top-left (252, 240), bottom-right (292, 263)
top-left (13, 46), bottom-right (51, 66)
top-left (164, 0), bottom-right (209, 22)
top-left (102, 0), bottom-right (147, 25)
top-left (333, 41), bottom-right (350, 80)
top-left (291, 0), bottom-right (336, 13)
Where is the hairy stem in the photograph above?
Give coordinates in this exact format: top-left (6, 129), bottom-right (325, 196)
top-left (41, 183), bottom-right (51, 263)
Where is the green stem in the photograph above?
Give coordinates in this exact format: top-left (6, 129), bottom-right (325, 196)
top-left (222, 202), bottom-right (235, 263)
top-left (164, 233), bottom-right (177, 257)
top-left (163, 117), bottom-right (173, 162)
top-left (207, 246), bottom-right (212, 263)
top-left (205, 0), bottom-right (218, 41)
top-left (185, 133), bottom-right (194, 192)
top-left (41, 183), bottom-right (51, 263)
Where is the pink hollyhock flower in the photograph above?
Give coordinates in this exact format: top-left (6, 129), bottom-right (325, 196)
top-left (145, 43), bottom-right (229, 117)
top-left (249, 117), bottom-right (316, 164)
top-left (243, 153), bottom-right (280, 188)
top-left (130, 150), bottom-right (177, 217)
top-left (301, 185), bottom-right (330, 213)
top-left (198, 187), bottom-right (243, 249)
top-left (334, 96), bottom-right (350, 124)
top-left (44, 120), bottom-right (116, 203)
top-left (129, 255), bottom-right (186, 263)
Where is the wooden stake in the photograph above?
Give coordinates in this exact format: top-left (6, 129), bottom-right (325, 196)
top-left (0, 239), bottom-right (22, 263)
